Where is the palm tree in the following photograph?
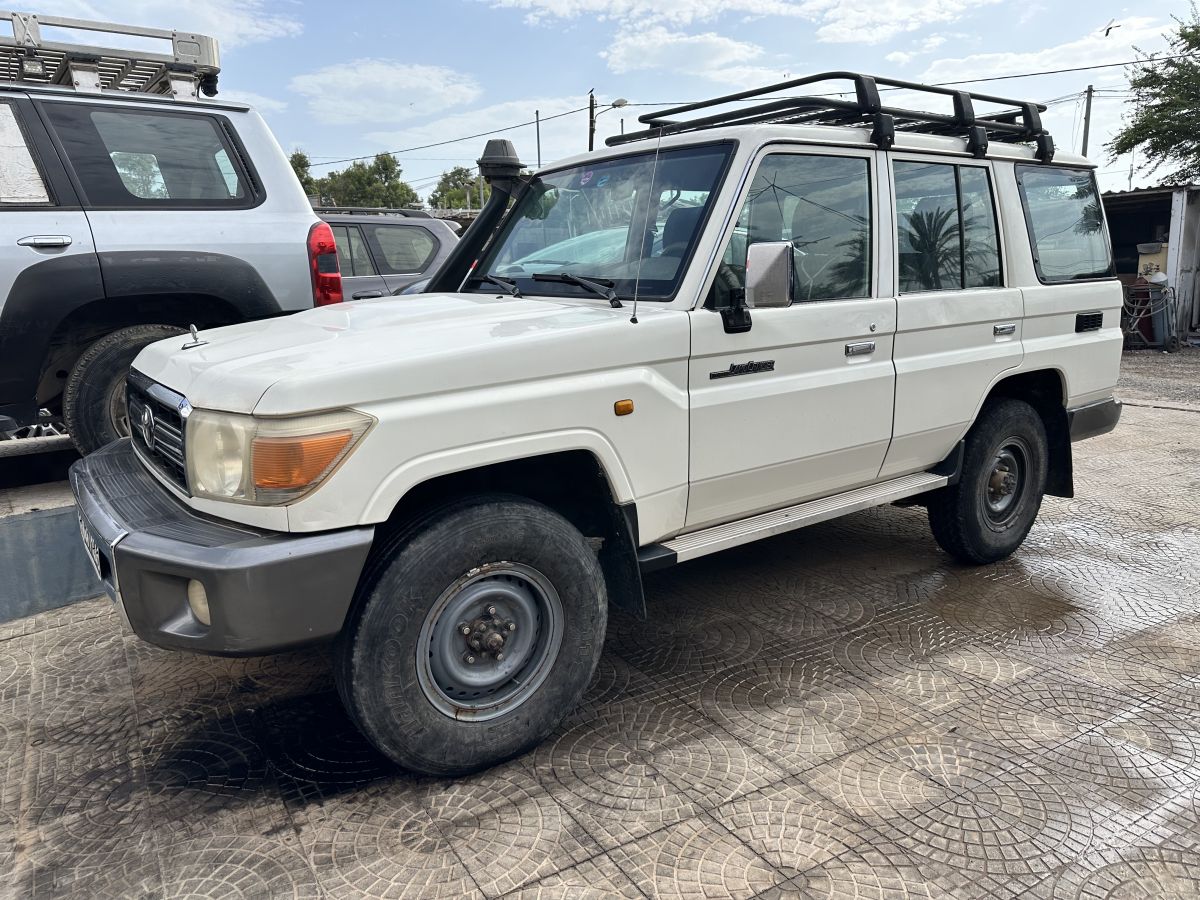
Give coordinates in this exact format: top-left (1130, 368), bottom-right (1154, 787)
top-left (900, 208), bottom-right (960, 290)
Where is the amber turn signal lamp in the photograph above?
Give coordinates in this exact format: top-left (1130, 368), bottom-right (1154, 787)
top-left (614, 399), bottom-right (634, 416)
top-left (252, 430), bottom-right (353, 490)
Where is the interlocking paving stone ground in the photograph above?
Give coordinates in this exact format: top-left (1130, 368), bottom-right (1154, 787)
top-left (3, 369), bottom-right (1200, 897)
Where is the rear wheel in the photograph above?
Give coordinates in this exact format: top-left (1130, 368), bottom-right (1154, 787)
top-left (335, 496), bottom-right (607, 775)
top-left (927, 398), bottom-right (1048, 564)
top-left (63, 324), bottom-right (184, 455)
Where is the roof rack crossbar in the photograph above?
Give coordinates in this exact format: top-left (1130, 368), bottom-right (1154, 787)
top-left (608, 71), bottom-right (1052, 158)
top-left (0, 10), bottom-right (220, 98)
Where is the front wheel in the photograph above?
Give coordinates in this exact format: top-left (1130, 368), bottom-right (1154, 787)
top-left (335, 496), bottom-right (607, 776)
top-left (927, 398), bottom-right (1048, 564)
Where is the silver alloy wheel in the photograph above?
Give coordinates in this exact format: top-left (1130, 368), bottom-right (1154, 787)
top-left (982, 438), bottom-right (1028, 527)
top-left (416, 562), bottom-right (564, 722)
top-left (108, 381), bottom-right (130, 438)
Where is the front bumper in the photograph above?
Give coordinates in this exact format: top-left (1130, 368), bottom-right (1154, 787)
top-left (69, 440), bottom-right (374, 656)
top-left (1068, 397), bottom-right (1122, 443)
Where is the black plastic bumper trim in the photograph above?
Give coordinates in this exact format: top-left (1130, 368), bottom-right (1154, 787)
top-left (70, 440), bottom-right (374, 656)
top-left (637, 543), bottom-right (678, 574)
top-left (1067, 397), bottom-right (1122, 443)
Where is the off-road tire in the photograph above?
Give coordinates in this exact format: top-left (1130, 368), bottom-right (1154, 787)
top-left (335, 495), bottom-right (607, 776)
top-left (927, 398), bottom-right (1048, 564)
top-left (63, 324), bottom-right (184, 455)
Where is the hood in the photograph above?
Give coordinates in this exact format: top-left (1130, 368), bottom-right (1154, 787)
top-left (132, 293), bottom-right (686, 415)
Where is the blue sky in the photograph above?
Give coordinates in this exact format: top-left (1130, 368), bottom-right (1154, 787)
top-left (53, 1), bottom-right (1190, 200)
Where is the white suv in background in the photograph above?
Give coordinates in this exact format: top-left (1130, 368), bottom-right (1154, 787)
top-left (0, 12), bottom-right (342, 453)
top-left (73, 73), bottom-right (1123, 776)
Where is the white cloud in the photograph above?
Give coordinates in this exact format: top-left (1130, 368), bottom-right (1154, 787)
top-left (886, 51), bottom-right (915, 65)
top-left (479, 0), bottom-right (989, 43)
top-left (290, 61), bottom-right (481, 126)
top-left (52, 0), bottom-right (302, 49)
top-left (919, 16), bottom-right (1165, 82)
top-left (604, 26), bottom-right (764, 74)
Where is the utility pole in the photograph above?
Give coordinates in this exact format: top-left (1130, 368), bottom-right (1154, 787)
top-left (535, 109), bottom-right (542, 167)
top-left (588, 89), bottom-right (596, 151)
top-left (477, 172), bottom-right (484, 211)
top-left (1080, 84), bottom-right (1094, 157)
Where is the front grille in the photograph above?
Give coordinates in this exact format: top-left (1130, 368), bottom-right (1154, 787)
top-left (127, 371), bottom-right (188, 491)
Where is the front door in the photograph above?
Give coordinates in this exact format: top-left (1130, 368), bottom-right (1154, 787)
top-left (686, 148), bottom-right (897, 530)
top-left (879, 156), bottom-right (1023, 479)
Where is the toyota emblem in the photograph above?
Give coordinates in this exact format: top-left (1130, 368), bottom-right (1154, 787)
top-left (139, 404), bottom-right (156, 451)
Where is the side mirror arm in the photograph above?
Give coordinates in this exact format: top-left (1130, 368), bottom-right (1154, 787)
top-left (718, 288), bottom-right (752, 334)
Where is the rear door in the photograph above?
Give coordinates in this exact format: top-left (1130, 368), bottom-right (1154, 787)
top-left (330, 222), bottom-right (389, 300)
top-left (0, 94), bottom-right (100, 426)
top-left (359, 221), bottom-right (443, 293)
top-left (880, 156), bottom-right (1022, 479)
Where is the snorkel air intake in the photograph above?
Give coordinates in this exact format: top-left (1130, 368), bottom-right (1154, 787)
top-left (425, 139), bottom-right (525, 293)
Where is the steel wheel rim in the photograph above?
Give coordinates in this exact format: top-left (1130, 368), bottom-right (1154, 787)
top-left (108, 381), bottom-right (130, 438)
top-left (417, 562), bottom-right (563, 722)
top-left (982, 439), bottom-right (1028, 527)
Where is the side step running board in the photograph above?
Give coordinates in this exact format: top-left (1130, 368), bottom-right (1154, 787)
top-left (657, 472), bottom-right (948, 565)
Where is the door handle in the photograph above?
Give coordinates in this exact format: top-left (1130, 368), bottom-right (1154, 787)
top-left (993, 323), bottom-right (1017, 336)
top-left (845, 340), bottom-right (876, 357)
top-left (17, 235), bottom-right (72, 248)
top-left (351, 290), bottom-right (384, 300)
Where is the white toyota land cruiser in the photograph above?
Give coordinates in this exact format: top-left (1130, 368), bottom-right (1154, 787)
top-left (72, 73), bottom-right (1122, 775)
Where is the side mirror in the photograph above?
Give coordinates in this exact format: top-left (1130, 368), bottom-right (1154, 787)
top-left (745, 241), bottom-right (794, 309)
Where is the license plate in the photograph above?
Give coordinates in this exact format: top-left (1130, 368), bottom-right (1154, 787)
top-left (77, 512), bottom-right (103, 581)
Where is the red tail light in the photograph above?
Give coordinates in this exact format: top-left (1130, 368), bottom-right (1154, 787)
top-left (307, 221), bottom-right (343, 306)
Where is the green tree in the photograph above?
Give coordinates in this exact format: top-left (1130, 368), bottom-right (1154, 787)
top-left (289, 150), bottom-right (318, 196)
top-left (429, 166), bottom-right (490, 209)
top-left (1108, 7), bottom-right (1200, 181)
top-left (317, 154), bottom-right (420, 208)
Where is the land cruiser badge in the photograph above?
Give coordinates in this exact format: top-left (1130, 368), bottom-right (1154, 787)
top-left (710, 360), bottom-right (776, 379)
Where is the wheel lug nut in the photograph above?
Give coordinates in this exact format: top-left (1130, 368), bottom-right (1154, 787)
top-left (463, 653), bottom-right (476, 665)
top-left (459, 624), bottom-right (471, 635)
top-left (495, 651), bottom-right (504, 661)
top-left (486, 605), bottom-right (497, 616)
top-left (507, 622), bottom-right (517, 632)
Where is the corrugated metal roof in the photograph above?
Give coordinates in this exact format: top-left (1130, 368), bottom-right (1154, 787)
top-left (1103, 183), bottom-right (1200, 198)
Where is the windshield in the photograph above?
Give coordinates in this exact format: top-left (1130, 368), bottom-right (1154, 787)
top-left (475, 144), bottom-right (732, 301)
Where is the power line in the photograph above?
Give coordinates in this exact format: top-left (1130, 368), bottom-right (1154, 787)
top-left (310, 105), bottom-right (589, 170)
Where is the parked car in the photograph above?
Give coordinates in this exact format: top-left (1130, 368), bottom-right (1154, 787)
top-left (74, 72), bottom-right (1123, 777)
top-left (321, 213), bottom-right (457, 299)
top-left (0, 12), bottom-right (342, 453)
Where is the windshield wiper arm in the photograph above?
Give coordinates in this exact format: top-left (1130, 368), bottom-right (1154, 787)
top-left (532, 272), bottom-right (623, 308)
top-left (475, 273), bottom-right (523, 297)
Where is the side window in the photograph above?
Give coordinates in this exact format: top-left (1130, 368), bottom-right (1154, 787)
top-left (895, 161), bottom-right (1002, 292)
top-left (331, 225), bottom-right (376, 278)
top-left (0, 102), bottom-right (51, 205)
top-left (363, 223), bottom-right (438, 274)
top-left (710, 153), bottom-right (871, 305)
top-left (1017, 166), bottom-right (1113, 283)
top-left (42, 103), bottom-right (252, 206)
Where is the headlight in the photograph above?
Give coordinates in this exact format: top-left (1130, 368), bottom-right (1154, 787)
top-left (185, 408), bottom-right (373, 504)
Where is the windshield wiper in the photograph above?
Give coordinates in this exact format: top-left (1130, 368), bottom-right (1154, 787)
top-left (474, 273), bottom-right (523, 297)
top-left (532, 272), bottom-right (623, 308)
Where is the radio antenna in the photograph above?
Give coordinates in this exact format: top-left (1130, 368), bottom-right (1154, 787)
top-left (629, 127), bottom-right (664, 325)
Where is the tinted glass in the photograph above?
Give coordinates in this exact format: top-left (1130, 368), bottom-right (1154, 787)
top-left (332, 225), bottom-right (376, 277)
top-left (960, 167), bottom-right (1001, 288)
top-left (0, 103), bottom-right (50, 205)
top-left (363, 223), bottom-right (437, 274)
top-left (1018, 166), bottom-right (1113, 282)
top-left (482, 144), bottom-right (731, 301)
top-left (43, 104), bottom-right (248, 206)
top-left (712, 153), bottom-right (871, 305)
top-left (895, 162), bottom-right (961, 292)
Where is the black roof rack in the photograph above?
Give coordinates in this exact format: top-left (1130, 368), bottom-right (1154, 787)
top-left (606, 71), bottom-right (1055, 162)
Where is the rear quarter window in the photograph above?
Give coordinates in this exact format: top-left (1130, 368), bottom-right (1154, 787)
top-left (0, 102), bottom-right (51, 205)
top-left (1016, 166), bottom-right (1113, 283)
top-left (41, 103), bottom-right (257, 208)
top-left (363, 223), bottom-right (438, 274)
